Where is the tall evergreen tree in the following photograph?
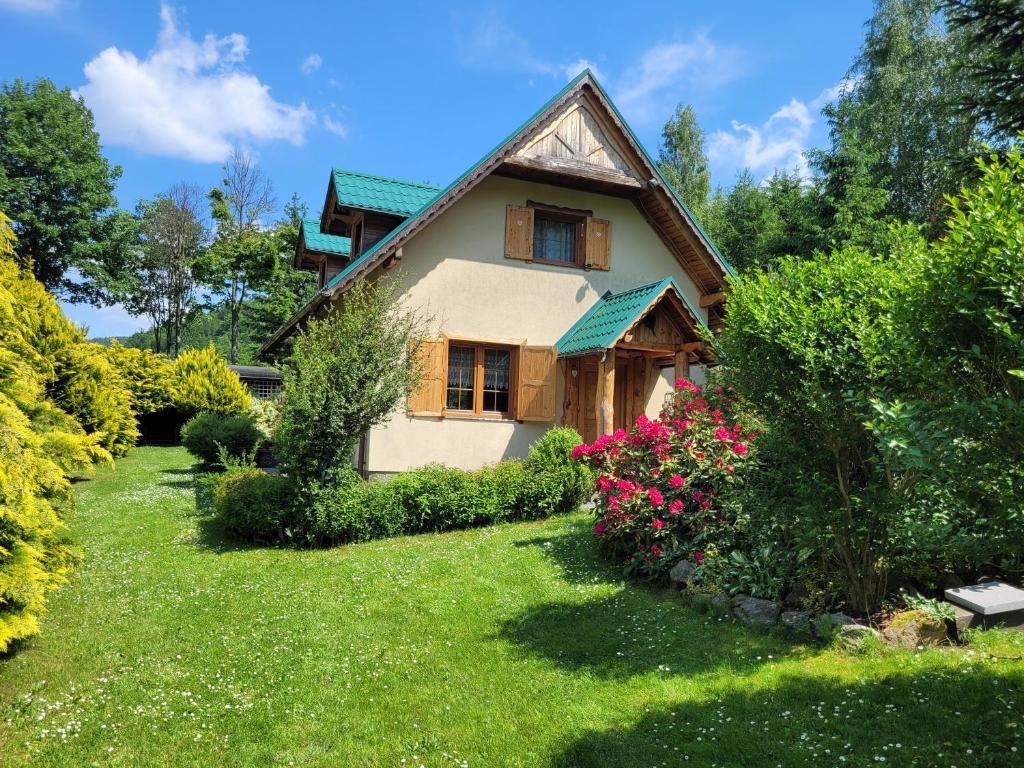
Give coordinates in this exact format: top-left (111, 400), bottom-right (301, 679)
top-left (942, 0), bottom-right (1024, 136)
top-left (658, 104), bottom-right (711, 216)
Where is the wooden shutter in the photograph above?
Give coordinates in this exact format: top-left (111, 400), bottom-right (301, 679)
top-left (585, 217), bottom-right (611, 270)
top-left (516, 346), bottom-right (557, 421)
top-left (407, 338), bottom-right (446, 416)
top-left (505, 205), bottom-right (534, 261)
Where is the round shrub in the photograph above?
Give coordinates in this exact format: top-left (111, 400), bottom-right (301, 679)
top-left (173, 345), bottom-right (250, 415)
top-left (211, 468), bottom-right (296, 543)
top-left (525, 426), bottom-right (593, 516)
top-left (181, 411), bottom-right (263, 467)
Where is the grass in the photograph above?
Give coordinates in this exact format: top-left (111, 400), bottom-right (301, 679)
top-left (1, 447), bottom-right (1022, 767)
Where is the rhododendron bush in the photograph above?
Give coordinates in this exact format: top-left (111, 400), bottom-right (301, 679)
top-left (573, 378), bottom-right (758, 578)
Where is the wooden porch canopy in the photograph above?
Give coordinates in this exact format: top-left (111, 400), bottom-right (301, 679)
top-left (556, 278), bottom-right (712, 438)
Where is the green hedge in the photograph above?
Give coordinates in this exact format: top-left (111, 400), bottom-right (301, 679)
top-left (207, 427), bottom-right (592, 546)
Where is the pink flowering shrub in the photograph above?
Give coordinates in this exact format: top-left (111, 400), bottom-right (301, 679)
top-left (572, 378), bottom-right (759, 578)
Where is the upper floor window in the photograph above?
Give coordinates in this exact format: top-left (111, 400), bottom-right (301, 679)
top-left (533, 211), bottom-right (584, 265)
top-left (505, 203), bottom-right (610, 270)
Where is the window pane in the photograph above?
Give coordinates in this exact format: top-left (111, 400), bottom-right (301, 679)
top-left (446, 345), bottom-right (475, 411)
top-left (482, 348), bottom-right (510, 413)
top-left (533, 216), bottom-right (576, 263)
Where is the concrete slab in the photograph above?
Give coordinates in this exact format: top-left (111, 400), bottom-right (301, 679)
top-left (945, 582), bottom-right (1024, 616)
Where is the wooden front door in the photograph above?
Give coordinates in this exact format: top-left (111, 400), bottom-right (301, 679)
top-left (567, 354), bottom-right (647, 444)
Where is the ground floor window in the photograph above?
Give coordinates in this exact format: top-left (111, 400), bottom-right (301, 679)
top-left (446, 342), bottom-right (513, 417)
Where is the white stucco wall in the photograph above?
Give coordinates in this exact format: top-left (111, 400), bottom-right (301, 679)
top-left (362, 174), bottom-right (709, 473)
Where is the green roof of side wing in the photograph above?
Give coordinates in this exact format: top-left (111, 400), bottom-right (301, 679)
top-left (331, 169), bottom-right (440, 217)
top-left (301, 218), bottom-right (351, 255)
top-left (555, 278), bottom-right (708, 357)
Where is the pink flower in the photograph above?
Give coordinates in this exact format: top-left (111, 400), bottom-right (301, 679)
top-left (593, 521), bottom-right (606, 536)
top-left (647, 487), bottom-right (664, 507)
top-left (570, 444), bottom-right (587, 459)
top-left (701, 500), bottom-right (711, 510)
top-left (694, 550), bottom-right (705, 564)
top-left (650, 544), bottom-right (662, 558)
top-left (668, 499), bottom-right (684, 515)
top-left (608, 496), bottom-right (621, 511)
top-left (714, 426), bottom-right (732, 442)
top-left (651, 518), bottom-right (666, 530)
top-left (730, 442), bottom-right (749, 456)
top-left (596, 475), bottom-right (614, 492)
top-left (669, 474), bottom-right (685, 488)
top-left (616, 479), bottom-right (635, 493)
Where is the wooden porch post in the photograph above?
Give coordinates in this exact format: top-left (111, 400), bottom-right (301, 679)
top-left (599, 348), bottom-right (616, 435)
top-left (674, 350), bottom-right (690, 385)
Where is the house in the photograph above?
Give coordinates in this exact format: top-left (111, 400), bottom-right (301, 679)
top-left (259, 70), bottom-right (733, 476)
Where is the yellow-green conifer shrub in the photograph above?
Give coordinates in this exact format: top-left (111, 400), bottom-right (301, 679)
top-left (0, 395), bottom-right (79, 651)
top-left (106, 342), bottom-right (176, 414)
top-left (173, 345), bottom-right (251, 415)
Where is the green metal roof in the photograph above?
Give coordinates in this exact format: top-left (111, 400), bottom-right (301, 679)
top-left (331, 169), bottom-right (440, 217)
top-left (301, 218), bottom-right (350, 256)
top-left (555, 278), bottom-right (707, 357)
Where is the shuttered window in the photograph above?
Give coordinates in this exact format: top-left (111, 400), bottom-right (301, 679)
top-left (505, 203), bottom-right (610, 270)
top-left (407, 338), bottom-right (447, 416)
top-left (445, 342), bottom-right (514, 418)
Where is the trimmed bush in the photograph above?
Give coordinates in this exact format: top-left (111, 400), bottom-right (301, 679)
top-left (181, 412), bottom-right (263, 467)
top-left (173, 345), bottom-right (250, 415)
top-left (211, 468), bottom-right (296, 543)
top-left (211, 428), bottom-right (591, 546)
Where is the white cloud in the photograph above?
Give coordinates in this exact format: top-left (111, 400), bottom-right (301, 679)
top-left (613, 34), bottom-right (742, 124)
top-left (301, 53), bottom-right (322, 75)
top-left (0, 0), bottom-right (61, 12)
top-left (322, 115), bottom-right (347, 138)
top-left (78, 4), bottom-right (315, 163)
top-left (708, 82), bottom-right (843, 182)
top-left (561, 58), bottom-right (603, 82)
top-left (453, 13), bottom-right (604, 84)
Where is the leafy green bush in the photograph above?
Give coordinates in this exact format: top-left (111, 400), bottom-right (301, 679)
top-left (210, 468), bottom-right (296, 543)
top-left (274, 277), bottom-right (427, 483)
top-left (214, 428), bottom-right (590, 546)
top-left (173, 345), bottom-right (250, 415)
top-left (181, 411), bottom-right (263, 467)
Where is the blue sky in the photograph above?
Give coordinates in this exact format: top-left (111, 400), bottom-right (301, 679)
top-left (0, 0), bottom-right (872, 337)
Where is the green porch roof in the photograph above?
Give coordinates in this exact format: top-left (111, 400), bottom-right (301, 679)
top-left (555, 278), bottom-right (707, 357)
top-left (331, 169), bottom-right (440, 217)
top-left (301, 218), bottom-right (351, 256)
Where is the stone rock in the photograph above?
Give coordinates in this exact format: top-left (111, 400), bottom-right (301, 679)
top-left (686, 589), bottom-right (731, 616)
top-left (780, 610), bottom-right (812, 633)
top-left (838, 623), bottom-right (881, 650)
top-left (882, 609), bottom-right (949, 650)
top-left (732, 595), bottom-right (781, 625)
top-left (669, 559), bottom-right (698, 586)
top-left (830, 612), bottom-right (857, 627)
top-left (950, 605), bottom-right (975, 641)
top-left (783, 583), bottom-right (808, 608)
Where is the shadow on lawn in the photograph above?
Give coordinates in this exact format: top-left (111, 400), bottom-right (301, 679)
top-left (551, 664), bottom-right (1024, 767)
top-left (506, 522), bottom-right (804, 679)
top-left (159, 466), bottom-right (195, 490)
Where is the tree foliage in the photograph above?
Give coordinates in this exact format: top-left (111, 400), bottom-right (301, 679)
top-left (274, 277), bottom-right (428, 484)
top-left (658, 104), bottom-right (711, 217)
top-left (813, 0), bottom-right (983, 234)
top-left (0, 78), bottom-right (128, 303)
top-left (943, 0), bottom-right (1024, 136)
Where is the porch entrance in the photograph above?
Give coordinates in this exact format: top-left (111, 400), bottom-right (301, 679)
top-left (556, 278), bottom-right (712, 442)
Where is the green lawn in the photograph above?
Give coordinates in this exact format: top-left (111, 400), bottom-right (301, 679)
top-left (1, 447), bottom-right (1023, 767)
